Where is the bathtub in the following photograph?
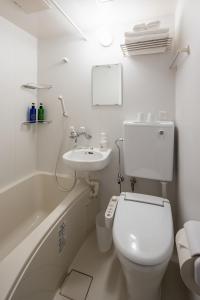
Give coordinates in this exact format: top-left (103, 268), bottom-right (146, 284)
top-left (0, 172), bottom-right (96, 300)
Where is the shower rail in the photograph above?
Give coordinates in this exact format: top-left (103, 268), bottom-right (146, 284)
top-left (48, 0), bottom-right (88, 41)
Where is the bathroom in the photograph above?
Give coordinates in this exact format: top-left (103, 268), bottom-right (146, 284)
top-left (0, 0), bottom-right (199, 299)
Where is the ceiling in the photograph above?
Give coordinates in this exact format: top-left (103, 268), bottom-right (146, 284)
top-left (0, 0), bottom-right (178, 39)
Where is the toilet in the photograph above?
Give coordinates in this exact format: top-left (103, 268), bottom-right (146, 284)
top-left (112, 121), bottom-right (175, 300)
top-left (113, 192), bottom-right (174, 300)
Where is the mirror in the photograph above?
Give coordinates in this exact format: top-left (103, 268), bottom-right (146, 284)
top-left (92, 63), bottom-right (122, 106)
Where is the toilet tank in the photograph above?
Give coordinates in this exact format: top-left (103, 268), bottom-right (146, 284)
top-left (123, 121), bottom-right (174, 181)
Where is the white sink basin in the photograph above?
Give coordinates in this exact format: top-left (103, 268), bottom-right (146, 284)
top-left (63, 148), bottom-right (112, 171)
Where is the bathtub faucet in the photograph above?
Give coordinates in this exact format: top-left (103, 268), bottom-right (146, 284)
top-left (69, 126), bottom-right (92, 143)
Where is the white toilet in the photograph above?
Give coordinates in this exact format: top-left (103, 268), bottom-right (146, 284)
top-left (113, 192), bottom-right (174, 300)
top-left (112, 121), bottom-right (175, 300)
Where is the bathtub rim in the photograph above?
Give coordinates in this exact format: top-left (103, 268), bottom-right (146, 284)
top-left (0, 171), bottom-right (74, 195)
top-left (0, 171), bottom-right (90, 300)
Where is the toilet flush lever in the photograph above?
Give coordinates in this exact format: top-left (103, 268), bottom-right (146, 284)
top-left (159, 129), bottom-right (165, 135)
top-left (105, 196), bottom-right (119, 229)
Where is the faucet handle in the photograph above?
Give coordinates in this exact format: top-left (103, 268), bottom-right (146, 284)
top-left (69, 126), bottom-right (78, 140)
top-left (70, 126), bottom-right (76, 132)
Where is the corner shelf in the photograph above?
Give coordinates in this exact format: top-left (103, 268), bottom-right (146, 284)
top-left (22, 120), bottom-right (52, 125)
top-left (22, 83), bottom-right (53, 90)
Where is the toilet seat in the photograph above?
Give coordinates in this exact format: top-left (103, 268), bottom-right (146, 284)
top-left (113, 193), bottom-right (174, 266)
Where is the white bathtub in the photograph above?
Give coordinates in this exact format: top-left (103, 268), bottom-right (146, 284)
top-left (0, 172), bottom-right (96, 300)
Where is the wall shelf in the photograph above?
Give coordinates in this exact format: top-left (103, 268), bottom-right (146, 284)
top-left (22, 120), bottom-right (52, 125)
top-left (121, 37), bottom-right (172, 56)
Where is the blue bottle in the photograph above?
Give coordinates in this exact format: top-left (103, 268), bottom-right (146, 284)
top-left (29, 103), bottom-right (36, 123)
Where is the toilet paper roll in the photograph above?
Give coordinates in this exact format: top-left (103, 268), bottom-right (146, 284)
top-left (176, 229), bottom-right (200, 295)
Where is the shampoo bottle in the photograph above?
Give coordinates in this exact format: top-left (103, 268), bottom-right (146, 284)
top-left (29, 103), bottom-right (36, 123)
top-left (38, 103), bottom-right (45, 122)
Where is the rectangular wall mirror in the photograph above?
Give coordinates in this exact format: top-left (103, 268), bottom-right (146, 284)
top-left (92, 63), bottom-right (122, 106)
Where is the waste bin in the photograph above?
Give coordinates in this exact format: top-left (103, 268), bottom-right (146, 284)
top-left (96, 210), bottom-right (112, 253)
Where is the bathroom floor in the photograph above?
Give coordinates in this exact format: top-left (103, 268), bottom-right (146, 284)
top-left (53, 230), bottom-right (189, 300)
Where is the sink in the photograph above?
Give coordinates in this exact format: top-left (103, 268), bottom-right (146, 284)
top-left (63, 148), bottom-right (112, 171)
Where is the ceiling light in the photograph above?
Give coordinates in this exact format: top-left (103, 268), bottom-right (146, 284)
top-left (97, 28), bottom-right (113, 47)
top-left (98, 0), bottom-right (113, 3)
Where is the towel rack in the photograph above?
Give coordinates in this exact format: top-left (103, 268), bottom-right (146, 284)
top-left (121, 37), bottom-right (172, 56)
top-left (169, 45), bottom-right (190, 69)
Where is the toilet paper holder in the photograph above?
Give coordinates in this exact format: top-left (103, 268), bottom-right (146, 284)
top-left (194, 257), bottom-right (200, 288)
top-left (176, 222), bottom-right (200, 295)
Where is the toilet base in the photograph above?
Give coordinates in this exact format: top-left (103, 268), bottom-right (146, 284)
top-left (117, 251), bottom-right (169, 300)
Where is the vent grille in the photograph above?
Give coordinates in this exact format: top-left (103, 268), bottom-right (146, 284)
top-left (121, 37), bottom-right (172, 56)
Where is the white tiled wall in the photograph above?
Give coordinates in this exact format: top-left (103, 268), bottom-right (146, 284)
top-left (0, 17), bottom-right (38, 189)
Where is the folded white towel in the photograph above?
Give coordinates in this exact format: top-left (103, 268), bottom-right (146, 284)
top-left (146, 21), bottom-right (161, 30)
top-left (184, 221), bottom-right (200, 256)
top-left (133, 21), bottom-right (161, 32)
top-left (125, 28), bottom-right (169, 39)
top-left (125, 32), bottom-right (169, 44)
top-left (133, 23), bottom-right (147, 32)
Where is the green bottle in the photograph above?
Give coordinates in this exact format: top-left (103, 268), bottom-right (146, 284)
top-left (38, 103), bottom-right (45, 122)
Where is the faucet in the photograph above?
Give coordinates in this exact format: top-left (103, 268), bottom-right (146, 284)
top-left (69, 126), bottom-right (92, 144)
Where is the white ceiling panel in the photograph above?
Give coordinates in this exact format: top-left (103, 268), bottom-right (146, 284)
top-left (0, 0), bottom-right (178, 39)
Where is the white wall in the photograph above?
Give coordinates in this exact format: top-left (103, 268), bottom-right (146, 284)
top-left (175, 1), bottom-right (200, 299)
top-left (0, 17), bottom-right (38, 189)
top-left (38, 29), bottom-right (175, 209)
top-left (175, 0), bottom-right (200, 226)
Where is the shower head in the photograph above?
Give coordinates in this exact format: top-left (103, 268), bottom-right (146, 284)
top-left (58, 95), bottom-right (68, 118)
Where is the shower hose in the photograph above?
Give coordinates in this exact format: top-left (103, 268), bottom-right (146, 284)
top-left (55, 118), bottom-right (77, 192)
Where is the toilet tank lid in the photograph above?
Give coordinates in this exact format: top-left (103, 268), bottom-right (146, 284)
top-left (113, 193), bottom-right (174, 266)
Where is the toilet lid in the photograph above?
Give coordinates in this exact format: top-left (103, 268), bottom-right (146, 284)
top-left (113, 193), bottom-right (174, 266)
